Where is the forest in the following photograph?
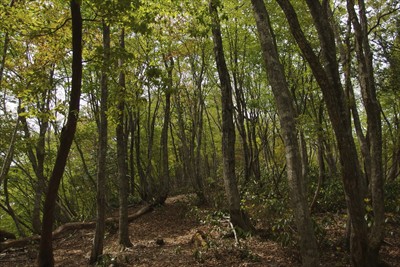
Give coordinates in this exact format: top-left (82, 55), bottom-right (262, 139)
top-left (0, 0), bottom-right (399, 266)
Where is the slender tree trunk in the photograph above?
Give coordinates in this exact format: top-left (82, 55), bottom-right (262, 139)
top-left (74, 139), bottom-right (96, 187)
top-left (135, 108), bottom-right (148, 201)
top-left (323, 139), bottom-right (337, 178)
top-left (0, 0), bottom-right (16, 109)
top-left (3, 177), bottom-right (25, 236)
top-left (37, 1), bottom-right (82, 266)
top-left (251, 0), bottom-right (319, 265)
top-left (209, 0), bottom-right (254, 232)
top-left (129, 112), bottom-right (136, 196)
top-left (310, 103), bottom-right (325, 212)
top-left (250, 120), bottom-right (261, 181)
top-left (192, 49), bottom-right (207, 204)
top-left (194, 105), bottom-right (206, 203)
top-left (228, 22), bottom-right (253, 184)
top-left (231, 55), bottom-right (251, 183)
top-left (18, 89), bottom-right (51, 236)
top-left (175, 93), bottom-right (191, 189)
top-left (0, 114), bottom-right (19, 188)
top-left (117, 28), bottom-right (133, 248)
top-left (157, 57), bottom-right (173, 204)
top-left (32, 121), bottom-right (48, 235)
top-left (194, 93), bottom-right (206, 204)
top-left (388, 142), bottom-right (400, 181)
top-left (89, 20), bottom-right (110, 264)
top-left (143, 86), bottom-right (161, 199)
top-left (32, 77), bottom-right (53, 235)
top-left (0, 113), bottom-right (26, 237)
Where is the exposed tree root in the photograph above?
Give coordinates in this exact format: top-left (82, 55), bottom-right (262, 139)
top-left (0, 204), bottom-right (153, 252)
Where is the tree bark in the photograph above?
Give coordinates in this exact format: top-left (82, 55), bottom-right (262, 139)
top-left (117, 28), bottom-right (133, 248)
top-left (37, 1), bottom-right (82, 266)
top-left (89, 20), bottom-right (110, 264)
top-left (251, 0), bottom-right (320, 265)
top-left (209, 0), bottom-right (254, 232)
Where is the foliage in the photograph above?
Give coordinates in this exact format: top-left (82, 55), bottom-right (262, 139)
top-left (240, 179), bottom-right (296, 246)
top-left (384, 180), bottom-right (400, 214)
top-left (308, 174), bottom-right (347, 213)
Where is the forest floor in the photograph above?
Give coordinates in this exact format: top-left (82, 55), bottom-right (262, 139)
top-left (0, 194), bottom-right (399, 266)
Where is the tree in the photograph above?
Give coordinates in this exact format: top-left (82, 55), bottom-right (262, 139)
top-left (0, 0), bottom-right (16, 92)
top-left (250, 0), bottom-right (319, 265)
top-left (116, 27), bottom-right (133, 249)
top-left (209, 0), bottom-right (254, 232)
top-left (17, 67), bottom-right (55, 235)
top-left (37, 1), bottom-right (82, 266)
top-left (157, 56), bottom-right (173, 204)
top-left (275, 0), bottom-right (372, 265)
top-left (89, 20), bottom-right (110, 264)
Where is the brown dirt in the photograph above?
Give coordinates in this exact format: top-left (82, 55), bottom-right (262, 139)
top-left (0, 195), bottom-right (399, 266)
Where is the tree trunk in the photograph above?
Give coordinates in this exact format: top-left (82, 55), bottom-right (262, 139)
top-left (209, 0), bottom-right (254, 232)
top-left (194, 94), bottom-right (206, 204)
top-left (335, 13), bottom-right (369, 196)
top-left (89, 20), bottom-right (110, 264)
top-left (129, 112), bottom-right (136, 196)
top-left (0, 0), bottom-right (16, 103)
top-left (117, 28), bottom-right (133, 248)
top-left (190, 49), bottom-right (207, 203)
top-left (175, 93), bottom-right (192, 189)
top-left (3, 177), bottom-right (25, 237)
top-left (250, 120), bottom-right (261, 181)
top-left (0, 114), bottom-right (19, 189)
top-left (346, 0), bottom-right (385, 258)
top-left (310, 103), bottom-right (325, 212)
top-left (157, 57), bottom-right (173, 204)
top-left (143, 85), bottom-right (161, 199)
top-left (388, 144), bottom-right (400, 181)
top-left (37, 1), bottom-right (82, 266)
top-left (251, 0), bottom-right (320, 265)
top-left (19, 88), bottom-right (51, 235)
top-left (275, 0), bottom-right (372, 266)
top-left (32, 77), bottom-right (53, 234)
top-left (135, 108), bottom-right (149, 201)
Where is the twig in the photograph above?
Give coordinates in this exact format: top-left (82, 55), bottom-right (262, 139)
top-left (228, 220), bottom-right (240, 246)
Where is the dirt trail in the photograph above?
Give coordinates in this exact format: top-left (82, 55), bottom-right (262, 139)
top-left (0, 195), bottom-right (399, 266)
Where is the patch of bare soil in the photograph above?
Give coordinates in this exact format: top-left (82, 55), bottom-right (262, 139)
top-left (0, 195), bottom-right (399, 266)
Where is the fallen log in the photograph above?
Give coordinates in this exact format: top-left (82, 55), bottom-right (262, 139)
top-left (0, 204), bottom-right (153, 252)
